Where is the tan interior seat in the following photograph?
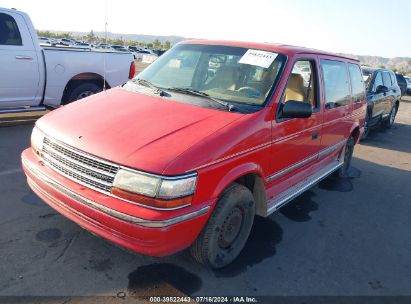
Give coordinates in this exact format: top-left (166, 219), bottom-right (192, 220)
top-left (284, 73), bottom-right (305, 103)
top-left (205, 66), bottom-right (238, 91)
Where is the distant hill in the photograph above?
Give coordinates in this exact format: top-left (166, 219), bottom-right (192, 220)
top-left (339, 54), bottom-right (411, 74)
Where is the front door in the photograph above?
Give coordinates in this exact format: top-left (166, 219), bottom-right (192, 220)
top-left (367, 71), bottom-right (387, 118)
top-left (267, 57), bottom-right (322, 197)
top-left (0, 11), bottom-right (41, 108)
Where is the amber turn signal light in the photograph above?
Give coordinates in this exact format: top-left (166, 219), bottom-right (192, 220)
top-left (112, 187), bottom-right (192, 209)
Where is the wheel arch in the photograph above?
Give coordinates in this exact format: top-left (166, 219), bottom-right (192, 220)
top-left (211, 163), bottom-right (267, 217)
top-left (61, 72), bottom-right (110, 104)
top-left (350, 124), bottom-right (361, 144)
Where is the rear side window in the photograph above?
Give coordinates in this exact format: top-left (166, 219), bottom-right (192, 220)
top-left (0, 13), bottom-right (22, 46)
top-left (348, 64), bottom-right (365, 103)
top-left (382, 71), bottom-right (392, 87)
top-left (321, 60), bottom-right (350, 109)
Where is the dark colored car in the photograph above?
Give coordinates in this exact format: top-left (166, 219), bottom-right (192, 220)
top-left (395, 73), bottom-right (408, 95)
top-left (361, 67), bottom-right (401, 138)
top-left (152, 49), bottom-right (166, 56)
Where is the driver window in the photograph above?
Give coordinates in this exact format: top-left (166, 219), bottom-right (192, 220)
top-left (150, 50), bottom-right (201, 87)
top-left (282, 60), bottom-right (318, 109)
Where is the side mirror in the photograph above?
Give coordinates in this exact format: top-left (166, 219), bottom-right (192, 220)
top-left (281, 100), bottom-right (312, 119)
top-left (376, 85), bottom-right (389, 94)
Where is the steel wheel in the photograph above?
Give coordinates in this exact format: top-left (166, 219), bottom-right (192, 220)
top-left (218, 207), bottom-right (244, 249)
top-left (190, 183), bottom-right (255, 269)
top-left (76, 90), bottom-right (95, 100)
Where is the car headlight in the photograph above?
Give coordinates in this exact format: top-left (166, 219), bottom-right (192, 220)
top-left (112, 169), bottom-right (161, 197)
top-left (31, 127), bottom-right (45, 155)
top-left (157, 176), bottom-right (197, 199)
top-left (112, 169), bottom-right (197, 209)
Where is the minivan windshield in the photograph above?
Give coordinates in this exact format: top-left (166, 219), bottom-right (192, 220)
top-left (124, 44), bottom-right (286, 110)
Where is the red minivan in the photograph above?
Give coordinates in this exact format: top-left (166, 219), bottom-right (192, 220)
top-left (22, 40), bottom-right (366, 268)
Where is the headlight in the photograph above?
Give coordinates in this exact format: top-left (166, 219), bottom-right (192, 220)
top-left (31, 127), bottom-right (45, 155)
top-left (158, 176), bottom-right (197, 199)
top-left (112, 169), bottom-right (197, 209)
top-left (113, 169), bottom-right (160, 197)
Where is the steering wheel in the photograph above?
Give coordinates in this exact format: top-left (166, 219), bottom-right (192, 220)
top-left (237, 86), bottom-right (262, 97)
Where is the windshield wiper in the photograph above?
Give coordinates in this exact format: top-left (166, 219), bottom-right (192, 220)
top-left (133, 78), bottom-right (168, 96)
top-left (166, 87), bottom-right (235, 111)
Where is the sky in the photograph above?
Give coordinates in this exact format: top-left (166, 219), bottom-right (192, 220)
top-left (1, 0), bottom-right (410, 58)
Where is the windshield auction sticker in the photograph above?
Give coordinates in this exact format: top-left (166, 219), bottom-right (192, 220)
top-left (238, 49), bottom-right (278, 68)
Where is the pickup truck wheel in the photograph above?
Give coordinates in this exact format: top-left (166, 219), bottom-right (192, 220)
top-left (190, 183), bottom-right (255, 269)
top-left (383, 105), bottom-right (397, 129)
top-left (335, 135), bottom-right (354, 178)
top-left (67, 82), bottom-right (101, 103)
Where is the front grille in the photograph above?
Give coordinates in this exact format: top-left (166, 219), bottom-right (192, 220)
top-left (42, 137), bottom-right (120, 193)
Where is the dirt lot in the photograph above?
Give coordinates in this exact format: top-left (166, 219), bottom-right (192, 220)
top-left (0, 97), bottom-right (410, 303)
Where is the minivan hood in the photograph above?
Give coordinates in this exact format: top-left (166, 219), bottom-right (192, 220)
top-left (37, 87), bottom-right (242, 174)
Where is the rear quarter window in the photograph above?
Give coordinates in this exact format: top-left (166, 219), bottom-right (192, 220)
top-left (348, 63), bottom-right (365, 103)
top-left (320, 60), bottom-right (350, 109)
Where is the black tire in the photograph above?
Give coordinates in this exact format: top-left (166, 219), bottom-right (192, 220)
top-left (67, 82), bottom-right (101, 103)
top-left (383, 105), bottom-right (397, 129)
top-left (335, 135), bottom-right (355, 178)
top-left (190, 183), bottom-right (255, 269)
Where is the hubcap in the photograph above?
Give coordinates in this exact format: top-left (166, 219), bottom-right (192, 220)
top-left (77, 90), bottom-right (95, 100)
top-left (218, 208), bottom-right (243, 249)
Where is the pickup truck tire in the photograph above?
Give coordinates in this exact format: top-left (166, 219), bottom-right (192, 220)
top-left (67, 82), bottom-right (102, 103)
top-left (335, 135), bottom-right (354, 178)
top-left (383, 105), bottom-right (397, 129)
top-left (190, 183), bottom-right (255, 269)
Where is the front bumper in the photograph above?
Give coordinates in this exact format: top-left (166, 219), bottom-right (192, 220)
top-left (22, 148), bottom-right (212, 256)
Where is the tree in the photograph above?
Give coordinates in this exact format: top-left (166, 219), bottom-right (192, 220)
top-left (112, 38), bottom-right (124, 45)
top-left (163, 40), bottom-right (171, 50)
top-left (60, 32), bottom-right (73, 39)
top-left (86, 30), bottom-right (96, 43)
top-left (152, 39), bottom-right (161, 50)
top-left (378, 64), bottom-right (386, 69)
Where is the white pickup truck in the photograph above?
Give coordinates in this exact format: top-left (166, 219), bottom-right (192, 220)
top-left (0, 7), bottom-right (135, 113)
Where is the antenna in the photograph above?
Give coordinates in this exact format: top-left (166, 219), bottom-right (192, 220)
top-left (103, 0), bottom-right (108, 91)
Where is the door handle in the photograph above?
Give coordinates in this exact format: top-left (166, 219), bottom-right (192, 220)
top-left (15, 55), bottom-right (33, 60)
top-left (312, 131), bottom-right (320, 140)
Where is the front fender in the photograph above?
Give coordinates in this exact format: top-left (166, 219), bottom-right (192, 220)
top-left (211, 162), bottom-right (264, 199)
